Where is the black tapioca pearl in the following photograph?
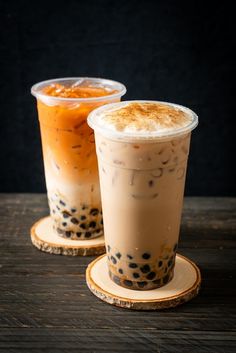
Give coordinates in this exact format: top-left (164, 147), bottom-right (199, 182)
top-left (146, 271), bottom-right (156, 280)
top-left (158, 260), bottom-right (163, 267)
top-left (163, 274), bottom-right (169, 284)
top-left (59, 200), bottom-right (66, 206)
top-left (81, 205), bottom-right (87, 210)
top-left (80, 215), bottom-right (86, 221)
top-left (65, 231), bottom-right (71, 238)
top-left (56, 205), bottom-right (60, 211)
top-left (142, 253), bottom-right (151, 260)
top-left (127, 254), bottom-right (133, 260)
top-left (111, 256), bottom-right (117, 264)
top-left (96, 229), bottom-right (101, 233)
top-left (107, 245), bottom-right (111, 252)
top-left (124, 280), bottom-right (133, 287)
top-left (90, 208), bottom-right (99, 216)
top-left (76, 232), bottom-right (81, 237)
top-left (118, 268), bottom-right (123, 274)
top-left (137, 281), bottom-right (147, 288)
top-left (62, 222), bottom-right (67, 227)
top-left (100, 219), bottom-right (103, 225)
top-left (153, 278), bottom-right (161, 285)
top-left (71, 217), bottom-right (79, 225)
top-left (168, 259), bottom-right (173, 267)
top-left (112, 275), bottom-right (121, 285)
top-left (80, 223), bottom-right (86, 229)
top-left (173, 243), bottom-right (178, 251)
top-left (140, 264), bottom-right (150, 273)
top-left (116, 252), bottom-right (121, 259)
top-left (129, 263), bottom-right (138, 269)
top-left (85, 232), bottom-right (92, 238)
top-left (62, 211), bottom-right (70, 218)
top-left (89, 221), bottom-right (96, 228)
top-left (71, 208), bottom-right (76, 213)
top-left (148, 180), bottom-right (154, 187)
top-left (133, 272), bottom-right (140, 279)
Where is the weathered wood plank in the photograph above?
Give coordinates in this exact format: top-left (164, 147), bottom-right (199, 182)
top-left (0, 194), bottom-right (235, 352)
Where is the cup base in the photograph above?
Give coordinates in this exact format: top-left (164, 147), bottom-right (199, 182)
top-left (86, 254), bottom-right (201, 310)
top-left (30, 216), bottom-right (105, 256)
top-left (108, 268), bottom-right (174, 290)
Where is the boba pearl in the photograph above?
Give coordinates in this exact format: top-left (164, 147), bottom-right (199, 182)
top-left (80, 215), bottom-right (86, 221)
top-left (142, 253), bottom-right (151, 260)
top-left (158, 260), bottom-right (163, 267)
top-left (90, 208), bottom-right (99, 216)
top-left (137, 281), bottom-right (147, 288)
top-left (111, 256), bottom-right (117, 264)
top-left (118, 268), bottom-right (123, 274)
top-left (65, 231), bottom-right (71, 237)
top-left (116, 252), bottom-right (121, 259)
top-left (146, 271), bottom-right (156, 280)
top-left (133, 272), bottom-right (140, 279)
top-left (127, 254), bottom-right (133, 260)
top-left (140, 264), bottom-right (150, 273)
top-left (153, 278), bottom-right (161, 286)
top-left (62, 222), bottom-right (67, 227)
top-left (76, 232), bottom-right (81, 237)
top-left (71, 208), bottom-right (76, 213)
top-left (59, 200), bottom-right (66, 206)
top-left (163, 274), bottom-right (169, 284)
top-left (129, 263), bottom-right (138, 269)
top-left (85, 232), bottom-right (91, 238)
top-left (124, 280), bottom-right (133, 287)
top-left (89, 221), bottom-right (96, 228)
top-left (71, 217), bottom-right (79, 225)
top-left (80, 223), bottom-right (86, 229)
top-left (168, 259), bottom-right (173, 267)
top-left (62, 211), bottom-right (70, 219)
top-left (113, 275), bottom-right (121, 285)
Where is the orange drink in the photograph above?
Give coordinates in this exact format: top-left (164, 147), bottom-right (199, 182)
top-left (31, 78), bottom-right (126, 240)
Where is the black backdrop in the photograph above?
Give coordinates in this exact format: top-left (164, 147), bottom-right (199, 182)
top-left (0, 0), bottom-right (234, 196)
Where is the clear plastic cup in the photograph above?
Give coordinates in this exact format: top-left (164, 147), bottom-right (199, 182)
top-left (88, 100), bottom-right (198, 289)
top-left (31, 77), bottom-right (126, 240)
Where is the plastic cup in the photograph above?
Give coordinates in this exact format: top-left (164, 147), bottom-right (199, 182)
top-left (31, 77), bottom-right (126, 240)
top-left (88, 100), bottom-right (198, 289)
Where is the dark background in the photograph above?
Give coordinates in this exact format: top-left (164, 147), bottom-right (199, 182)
top-left (0, 0), bottom-right (234, 196)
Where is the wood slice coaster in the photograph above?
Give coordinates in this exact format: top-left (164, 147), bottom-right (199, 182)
top-left (30, 216), bottom-right (105, 256)
top-left (86, 253), bottom-right (201, 310)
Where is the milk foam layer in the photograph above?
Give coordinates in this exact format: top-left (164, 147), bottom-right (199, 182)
top-left (88, 101), bottom-right (198, 139)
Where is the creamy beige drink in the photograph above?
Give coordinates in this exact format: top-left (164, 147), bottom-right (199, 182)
top-left (88, 101), bottom-right (198, 290)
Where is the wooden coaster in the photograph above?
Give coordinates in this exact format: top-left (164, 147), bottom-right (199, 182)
top-left (86, 253), bottom-right (201, 310)
top-left (30, 216), bottom-right (105, 256)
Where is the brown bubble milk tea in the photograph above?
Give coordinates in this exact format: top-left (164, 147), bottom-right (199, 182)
top-left (88, 101), bottom-right (198, 290)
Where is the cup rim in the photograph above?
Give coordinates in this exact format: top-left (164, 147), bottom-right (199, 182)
top-left (87, 100), bottom-right (198, 141)
top-left (31, 77), bottom-right (127, 103)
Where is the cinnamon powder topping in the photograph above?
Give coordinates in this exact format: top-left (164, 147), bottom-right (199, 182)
top-left (103, 102), bottom-right (191, 131)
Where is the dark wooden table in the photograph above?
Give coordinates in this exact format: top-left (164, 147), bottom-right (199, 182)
top-left (0, 194), bottom-right (235, 353)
